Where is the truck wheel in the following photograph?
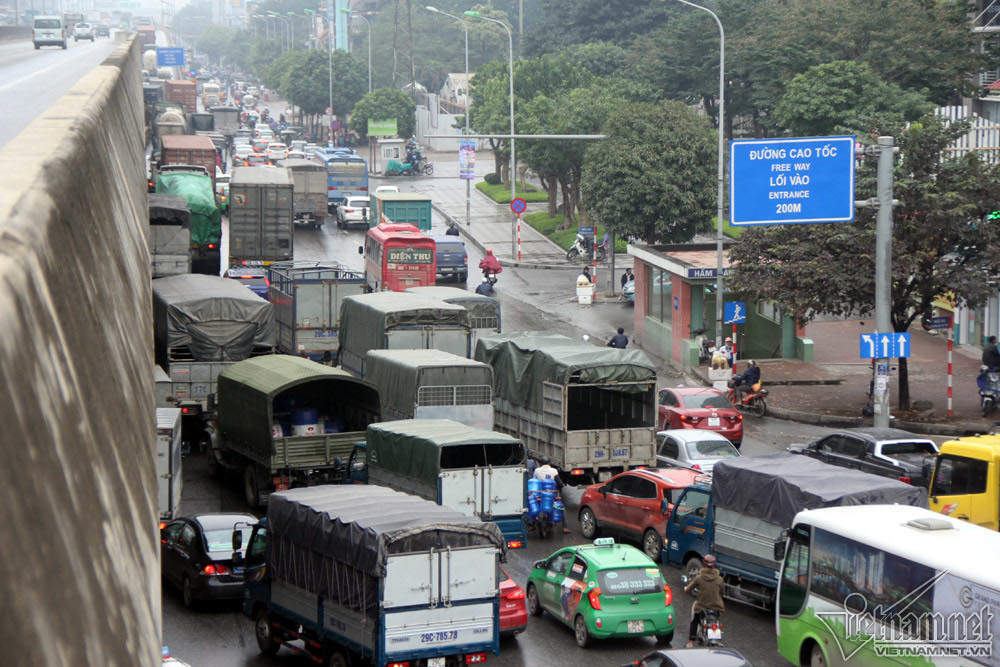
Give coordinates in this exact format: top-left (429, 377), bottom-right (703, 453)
top-left (684, 556), bottom-right (703, 584)
top-left (642, 529), bottom-right (663, 563)
top-left (573, 615), bottom-right (592, 648)
top-left (325, 651), bottom-right (347, 667)
top-left (254, 609), bottom-right (280, 656)
top-left (579, 507), bottom-right (599, 539)
top-left (244, 465), bottom-right (260, 508)
top-left (526, 584), bottom-right (543, 617)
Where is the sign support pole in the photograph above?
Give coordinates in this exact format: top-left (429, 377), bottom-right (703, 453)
top-left (947, 331), bottom-right (954, 417)
top-left (517, 214), bottom-right (522, 262)
top-left (874, 136), bottom-right (895, 428)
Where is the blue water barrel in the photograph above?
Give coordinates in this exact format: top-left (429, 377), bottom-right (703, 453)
top-left (527, 492), bottom-right (540, 519)
top-left (292, 408), bottom-right (318, 425)
top-left (527, 478), bottom-right (542, 494)
top-left (552, 498), bottom-right (564, 524)
top-left (540, 478), bottom-right (557, 492)
top-left (540, 491), bottom-right (555, 515)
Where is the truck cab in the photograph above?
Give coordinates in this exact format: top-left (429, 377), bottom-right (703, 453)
top-left (662, 481), bottom-right (713, 577)
top-left (929, 435), bottom-right (1000, 531)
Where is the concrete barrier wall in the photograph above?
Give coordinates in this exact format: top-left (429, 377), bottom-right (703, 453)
top-left (0, 39), bottom-right (159, 665)
top-left (0, 26), bottom-right (31, 42)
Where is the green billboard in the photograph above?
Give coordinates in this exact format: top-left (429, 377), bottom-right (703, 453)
top-left (367, 118), bottom-right (398, 137)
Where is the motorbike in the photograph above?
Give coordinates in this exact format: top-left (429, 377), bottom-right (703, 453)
top-left (690, 327), bottom-right (716, 365)
top-left (525, 477), bottom-right (563, 539)
top-left (680, 574), bottom-right (725, 647)
top-left (384, 156), bottom-right (434, 177)
top-left (482, 268), bottom-right (499, 286)
top-left (566, 233), bottom-right (607, 262)
top-left (726, 379), bottom-right (768, 417)
top-left (979, 366), bottom-right (1000, 416)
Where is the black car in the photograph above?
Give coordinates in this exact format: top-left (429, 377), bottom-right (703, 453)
top-left (788, 427), bottom-right (939, 486)
top-left (160, 513), bottom-right (257, 607)
top-left (95, 23), bottom-right (109, 36)
top-left (623, 647), bottom-right (753, 667)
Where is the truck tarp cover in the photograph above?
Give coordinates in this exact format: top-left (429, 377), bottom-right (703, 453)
top-left (364, 349), bottom-right (492, 414)
top-left (712, 453), bottom-right (928, 527)
top-left (267, 486), bottom-right (504, 609)
top-left (474, 332), bottom-right (657, 412)
top-left (406, 286), bottom-right (500, 324)
top-left (155, 172), bottom-right (222, 246)
top-left (339, 292), bottom-right (470, 356)
top-left (367, 419), bottom-right (522, 489)
top-left (148, 193), bottom-right (191, 226)
top-left (153, 274), bottom-right (275, 360)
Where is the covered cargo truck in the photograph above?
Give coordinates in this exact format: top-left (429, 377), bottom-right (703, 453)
top-left (267, 262), bottom-right (367, 360)
top-left (208, 355), bottom-right (381, 507)
top-left (406, 285), bottom-right (501, 351)
top-left (475, 332), bottom-right (658, 482)
top-left (238, 486), bottom-right (503, 666)
top-left (164, 79), bottom-right (197, 114)
top-left (662, 453), bottom-right (928, 609)
top-left (228, 166), bottom-right (294, 266)
top-left (159, 134), bottom-right (218, 190)
top-left (148, 193), bottom-right (192, 278)
top-left (365, 419), bottom-right (526, 548)
top-left (369, 191), bottom-right (432, 231)
top-left (153, 274), bottom-right (275, 429)
top-left (156, 407), bottom-right (183, 520)
top-left (278, 159), bottom-right (327, 228)
top-left (338, 292), bottom-right (472, 377)
top-left (209, 105), bottom-right (240, 138)
top-left (364, 348), bottom-right (494, 428)
top-left (155, 171), bottom-right (222, 275)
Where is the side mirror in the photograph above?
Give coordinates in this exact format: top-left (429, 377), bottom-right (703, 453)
top-left (661, 498), bottom-right (670, 515)
top-left (232, 529), bottom-right (243, 552)
top-left (773, 540), bottom-right (787, 563)
top-left (599, 485), bottom-right (608, 496)
top-left (533, 560), bottom-right (545, 570)
top-left (357, 245), bottom-right (363, 255)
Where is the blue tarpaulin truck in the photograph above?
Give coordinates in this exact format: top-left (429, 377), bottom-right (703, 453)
top-left (236, 485), bottom-right (504, 666)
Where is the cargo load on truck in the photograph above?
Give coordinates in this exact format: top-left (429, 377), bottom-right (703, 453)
top-left (228, 166), bottom-right (294, 266)
top-left (406, 285), bottom-right (501, 349)
top-left (159, 134), bottom-right (218, 189)
top-left (239, 485), bottom-right (503, 666)
top-left (369, 191), bottom-right (432, 231)
top-left (338, 292), bottom-right (472, 377)
top-left (164, 79), bottom-right (197, 114)
top-left (366, 419), bottom-right (526, 547)
top-left (278, 159), bottom-right (327, 229)
top-left (209, 106), bottom-right (240, 137)
top-left (210, 355), bottom-right (381, 506)
top-left (148, 193), bottom-right (191, 278)
top-left (155, 171), bottom-right (222, 275)
top-left (364, 348), bottom-right (494, 428)
top-left (475, 332), bottom-right (658, 481)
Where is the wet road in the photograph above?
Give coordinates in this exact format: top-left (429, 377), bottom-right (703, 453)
top-left (0, 35), bottom-right (119, 148)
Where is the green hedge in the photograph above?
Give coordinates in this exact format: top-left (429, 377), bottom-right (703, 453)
top-left (522, 211), bottom-right (627, 253)
top-left (475, 181), bottom-right (549, 204)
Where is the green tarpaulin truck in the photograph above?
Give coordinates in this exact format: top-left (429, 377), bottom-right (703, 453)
top-left (155, 170), bottom-right (222, 275)
top-left (475, 332), bottom-right (658, 483)
top-left (207, 355), bottom-right (381, 507)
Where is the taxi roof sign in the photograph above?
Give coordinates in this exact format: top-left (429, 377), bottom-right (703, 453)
top-left (593, 537), bottom-right (615, 547)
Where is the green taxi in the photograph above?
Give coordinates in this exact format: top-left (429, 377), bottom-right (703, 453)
top-left (525, 538), bottom-right (674, 648)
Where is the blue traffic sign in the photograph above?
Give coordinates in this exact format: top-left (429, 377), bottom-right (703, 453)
top-left (730, 135), bottom-right (855, 226)
top-left (924, 316), bottom-right (950, 330)
top-left (510, 197), bottom-right (527, 214)
top-left (577, 225), bottom-right (595, 237)
top-left (859, 333), bottom-right (911, 359)
top-left (724, 301), bottom-right (746, 324)
top-left (157, 47), bottom-right (185, 67)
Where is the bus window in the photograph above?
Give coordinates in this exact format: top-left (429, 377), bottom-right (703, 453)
top-left (779, 535), bottom-right (809, 616)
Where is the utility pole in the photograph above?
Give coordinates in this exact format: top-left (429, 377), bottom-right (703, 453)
top-left (873, 136), bottom-right (895, 428)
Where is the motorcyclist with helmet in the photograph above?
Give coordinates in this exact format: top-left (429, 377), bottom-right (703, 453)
top-left (479, 249), bottom-right (502, 283)
top-left (731, 359), bottom-right (761, 404)
top-left (684, 554), bottom-right (725, 647)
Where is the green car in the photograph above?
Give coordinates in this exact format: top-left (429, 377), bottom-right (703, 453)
top-left (525, 537), bottom-right (675, 648)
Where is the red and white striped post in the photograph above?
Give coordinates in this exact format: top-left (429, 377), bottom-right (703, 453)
top-left (592, 236), bottom-right (598, 292)
top-left (516, 215), bottom-right (522, 263)
top-left (947, 331), bottom-right (954, 417)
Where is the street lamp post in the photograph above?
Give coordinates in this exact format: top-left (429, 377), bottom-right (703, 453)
top-left (675, 0), bottom-right (726, 348)
top-left (342, 8), bottom-right (372, 93)
top-left (303, 8), bottom-right (315, 48)
top-left (426, 6), bottom-right (471, 226)
top-left (287, 12), bottom-right (297, 48)
top-left (465, 10), bottom-right (515, 255)
top-left (267, 12), bottom-right (290, 51)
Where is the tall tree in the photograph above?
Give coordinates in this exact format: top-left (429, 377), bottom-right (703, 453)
top-left (728, 114), bottom-right (1000, 409)
top-left (350, 87), bottom-right (417, 139)
top-left (524, 0), bottom-right (672, 56)
top-left (581, 101), bottom-right (716, 243)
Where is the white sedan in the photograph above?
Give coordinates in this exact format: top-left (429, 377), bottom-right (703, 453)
top-left (336, 196), bottom-right (371, 229)
top-left (655, 429), bottom-right (741, 473)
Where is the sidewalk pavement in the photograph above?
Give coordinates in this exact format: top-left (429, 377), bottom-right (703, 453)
top-left (389, 148), bottom-right (993, 436)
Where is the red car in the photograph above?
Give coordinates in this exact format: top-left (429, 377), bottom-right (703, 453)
top-left (577, 468), bottom-right (701, 562)
top-left (499, 567), bottom-right (527, 637)
top-left (657, 387), bottom-right (743, 447)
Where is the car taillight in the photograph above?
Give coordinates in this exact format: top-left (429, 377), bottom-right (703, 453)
top-left (505, 588), bottom-right (526, 600)
top-left (664, 585), bottom-right (672, 606)
top-left (345, 208), bottom-right (354, 213)
top-left (570, 469), bottom-right (584, 476)
top-left (203, 563), bottom-right (230, 575)
top-left (465, 653), bottom-right (487, 664)
top-left (680, 414), bottom-right (700, 423)
top-left (898, 476), bottom-right (912, 484)
top-left (692, 464), bottom-right (702, 471)
top-left (506, 540), bottom-right (523, 549)
top-left (208, 243), bottom-right (216, 249)
top-left (181, 406), bottom-right (191, 414)
top-left (159, 521), bottom-right (166, 531)
top-left (386, 662), bottom-right (410, 667)
top-left (588, 587), bottom-right (602, 610)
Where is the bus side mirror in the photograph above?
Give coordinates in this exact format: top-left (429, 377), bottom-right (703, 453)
top-left (358, 245), bottom-right (363, 255)
top-left (773, 540), bottom-right (786, 562)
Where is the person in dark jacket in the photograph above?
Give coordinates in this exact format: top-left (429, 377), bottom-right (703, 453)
top-left (685, 554), bottom-right (725, 647)
top-left (984, 336), bottom-right (1000, 370)
top-left (620, 268), bottom-right (634, 289)
top-left (607, 328), bottom-right (629, 348)
top-left (731, 360), bottom-right (761, 403)
top-left (445, 224), bottom-right (460, 237)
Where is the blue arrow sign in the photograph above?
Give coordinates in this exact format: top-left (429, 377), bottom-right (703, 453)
top-left (859, 332), bottom-right (910, 359)
top-left (724, 301), bottom-right (746, 324)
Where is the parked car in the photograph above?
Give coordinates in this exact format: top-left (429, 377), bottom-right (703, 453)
top-left (622, 647), bottom-right (754, 667)
top-left (788, 427), bottom-right (939, 486)
top-left (526, 538), bottom-right (675, 648)
top-left (657, 387), bottom-right (743, 447)
top-left (336, 195), bottom-right (371, 229)
top-left (578, 467), bottom-right (701, 561)
top-left (656, 430), bottom-right (741, 473)
top-left (432, 236), bottom-right (469, 282)
top-left (266, 142), bottom-right (288, 162)
top-left (160, 513), bottom-right (256, 607)
top-left (499, 567), bottom-right (528, 637)
top-left (225, 266), bottom-right (269, 299)
top-left (73, 22), bottom-right (94, 41)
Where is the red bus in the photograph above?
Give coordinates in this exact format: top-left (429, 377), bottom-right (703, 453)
top-left (362, 222), bottom-right (437, 291)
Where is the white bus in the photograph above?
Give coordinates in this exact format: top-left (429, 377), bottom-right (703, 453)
top-left (775, 505), bottom-right (1000, 666)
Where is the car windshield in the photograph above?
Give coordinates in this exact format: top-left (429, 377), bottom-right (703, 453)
top-left (685, 440), bottom-right (739, 460)
top-left (597, 567), bottom-right (664, 596)
top-left (881, 441), bottom-right (938, 455)
top-left (35, 19), bottom-right (61, 28)
top-left (437, 242), bottom-right (464, 254)
top-left (204, 527), bottom-right (252, 553)
top-left (681, 393), bottom-right (732, 409)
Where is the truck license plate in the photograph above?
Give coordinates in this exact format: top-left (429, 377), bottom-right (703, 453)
top-left (628, 620), bottom-right (645, 633)
top-left (708, 417), bottom-right (720, 427)
top-left (428, 658), bottom-right (445, 667)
